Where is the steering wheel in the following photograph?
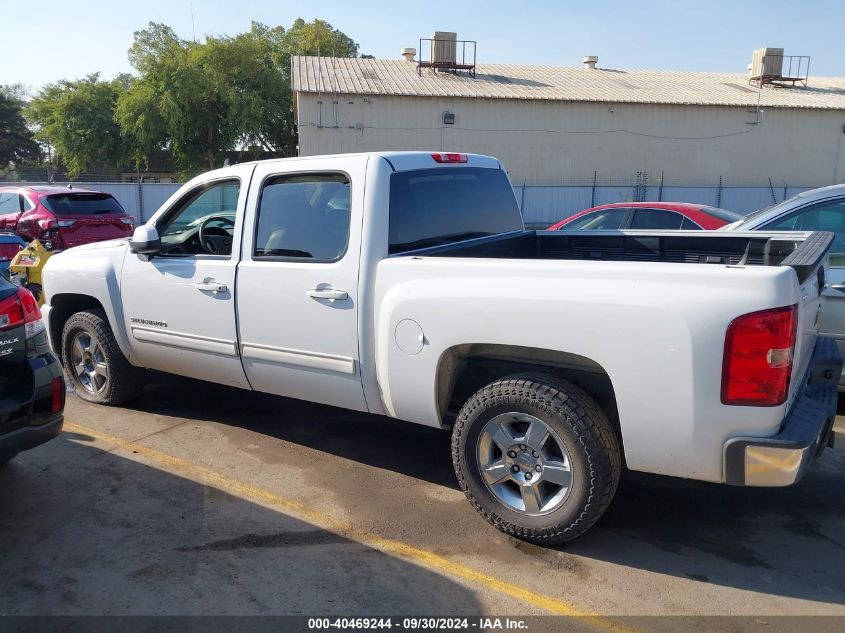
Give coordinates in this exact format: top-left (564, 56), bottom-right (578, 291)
top-left (198, 216), bottom-right (235, 255)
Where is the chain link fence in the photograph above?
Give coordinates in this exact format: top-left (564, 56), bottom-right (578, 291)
top-left (7, 175), bottom-right (816, 227)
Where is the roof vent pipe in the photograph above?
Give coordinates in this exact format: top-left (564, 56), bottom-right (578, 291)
top-left (582, 55), bottom-right (598, 69)
top-left (401, 47), bottom-right (417, 62)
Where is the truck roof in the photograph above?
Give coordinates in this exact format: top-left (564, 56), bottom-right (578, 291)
top-left (219, 151), bottom-right (503, 173)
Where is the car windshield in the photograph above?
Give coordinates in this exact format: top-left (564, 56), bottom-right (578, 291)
top-left (41, 193), bottom-right (125, 216)
top-left (728, 196), bottom-right (807, 228)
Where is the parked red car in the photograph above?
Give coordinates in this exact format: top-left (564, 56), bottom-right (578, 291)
top-left (0, 186), bottom-right (134, 251)
top-left (546, 202), bottom-right (743, 231)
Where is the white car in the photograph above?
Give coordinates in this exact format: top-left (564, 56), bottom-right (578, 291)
top-left (41, 152), bottom-right (841, 543)
top-left (725, 183), bottom-right (845, 388)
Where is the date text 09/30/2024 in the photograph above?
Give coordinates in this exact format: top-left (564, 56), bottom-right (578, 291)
top-left (307, 618), bottom-right (529, 630)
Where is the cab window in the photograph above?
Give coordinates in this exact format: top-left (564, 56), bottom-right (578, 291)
top-left (254, 173), bottom-right (351, 261)
top-left (158, 179), bottom-right (240, 257)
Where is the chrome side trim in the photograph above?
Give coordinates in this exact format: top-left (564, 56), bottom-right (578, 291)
top-left (130, 325), bottom-right (238, 357)
top-left (240, 342), bottom-right (356, 375)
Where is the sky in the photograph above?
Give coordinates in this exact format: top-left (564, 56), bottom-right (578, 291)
top-left (3, 0), bottom-right (844, 92)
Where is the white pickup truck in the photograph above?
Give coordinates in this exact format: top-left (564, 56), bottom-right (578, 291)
top-left (42, 152), bottom-right (841, 543)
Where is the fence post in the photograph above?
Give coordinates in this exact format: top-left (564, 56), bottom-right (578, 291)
top-left (768, 177), bottom-right (777, 204)
top-left (658, 172), bottom-right (664, 202)
top-left (716, 175), bottom-right (723, 208)
top-left (137, 173), bottom-right (144, 222)
top-left (520, 183), bottom-right (526, 214)
top-left (591, 171), bottom-right (597, 207)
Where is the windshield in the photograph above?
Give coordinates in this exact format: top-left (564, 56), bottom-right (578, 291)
top-left (388, 167), bottom-right (523, 253)
top-left (41, 193), bottom-right (125, 216)
top-left (728, 195), bottom-right (807, 228)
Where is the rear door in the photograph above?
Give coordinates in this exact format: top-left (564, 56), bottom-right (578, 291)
top-left (39, 193), bottom-right (133, 248)
top-left (760, 196), bottom-right (845, 382)
top-left (236, 155), bottom-right (367, 411)
top-left (0, 191), bottom-right (25, 231)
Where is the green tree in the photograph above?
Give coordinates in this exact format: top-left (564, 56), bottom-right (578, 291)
top-left (25, 74), bottom-right (132, 177)
top-left (116, 18), bottom-right (361, 171)
top-left (0, 85), bottom-right (40, 167)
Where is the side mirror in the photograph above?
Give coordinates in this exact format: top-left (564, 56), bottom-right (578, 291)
top-left (129, 225), bottom-right (161, 257)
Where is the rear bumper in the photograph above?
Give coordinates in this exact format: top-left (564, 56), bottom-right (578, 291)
top-left (0, 343), bottom-right (65, 459)
top-left (724, 336), bottom-right (842, 486)
top-left (0, 414), bottom-right (63, 459)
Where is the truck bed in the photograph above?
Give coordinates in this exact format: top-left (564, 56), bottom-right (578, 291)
top-left (412, 230), bottom-right (833, 283)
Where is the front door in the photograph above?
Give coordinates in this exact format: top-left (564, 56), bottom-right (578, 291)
top-left (120, 169), bottom-right (253, 388)
top-left (236, 156), bottom-right (368, 411)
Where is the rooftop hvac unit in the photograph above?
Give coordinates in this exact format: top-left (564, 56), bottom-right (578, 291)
top-left (751, 47), bottom-right (784, 79)
top-left (431, 32), bottom-right (457, 66)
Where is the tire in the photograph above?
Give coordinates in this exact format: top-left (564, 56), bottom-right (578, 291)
top-left (452, 373), bottom-right (621, 544)
top-left (61, 309), bottom-right (143, 405)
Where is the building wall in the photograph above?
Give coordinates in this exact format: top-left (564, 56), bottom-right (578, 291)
top-left (295, 92), bottom-right (845, 188)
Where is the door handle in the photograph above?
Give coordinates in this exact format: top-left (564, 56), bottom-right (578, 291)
top-left (830, 284), bottom-right (845, 293)
top-left (306, 288), bottom-right (348, 302)
top-left (195, 281), bottom-right (228, 293)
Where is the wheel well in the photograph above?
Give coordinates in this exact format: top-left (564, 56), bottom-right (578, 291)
top-left (48, 294), bottom-right (105, 355)
top-left (437, 344), bottom-right (620, 438)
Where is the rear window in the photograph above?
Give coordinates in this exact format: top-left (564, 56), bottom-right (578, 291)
top-left (388, 168), bottom-right (522, 254)
top-left (41, 193), bottom-right (125, 216)
top-left (701, 206), bottom-right (743, 222)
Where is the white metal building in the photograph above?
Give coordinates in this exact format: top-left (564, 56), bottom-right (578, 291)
top-left (292, 55), bottom-right (845, 191)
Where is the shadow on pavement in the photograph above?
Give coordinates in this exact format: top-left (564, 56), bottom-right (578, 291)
top-left (113, 374), bottom-right (845, 607)
top-left (0, 431), bottom-right (482, 615)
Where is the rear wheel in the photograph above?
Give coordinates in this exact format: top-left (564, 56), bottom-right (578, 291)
top-left (452, 374), bottom-right (621, 544)
top-left (61, 309), bottom-right (143, 405)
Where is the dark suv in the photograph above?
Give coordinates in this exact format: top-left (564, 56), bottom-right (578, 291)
top-left (0, 277), bottom-right (64, 463)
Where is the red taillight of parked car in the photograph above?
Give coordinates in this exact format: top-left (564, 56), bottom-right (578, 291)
top-left (0, 287), bottom-right (45, 338)
top-left (721, 305), bottom-right (797, 406)
top-left (51, 376), bottom-right (64, 413)
top-left (0, 293), bottom-right (24, 332)
top-left (0, 243), bottom-right (23, 260)
top-left (37, 218), bottom-right (76, 231)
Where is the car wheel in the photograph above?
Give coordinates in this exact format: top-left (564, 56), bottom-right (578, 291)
top-left (452, 373), bottom-right (621, 544)
top-left (61, 309), bottom-right (143, 405)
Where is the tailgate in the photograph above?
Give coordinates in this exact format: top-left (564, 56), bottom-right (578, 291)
top-left (786, 232), bottom-right (832, 405)
top-left (61, 214), bottom-right (132, 248)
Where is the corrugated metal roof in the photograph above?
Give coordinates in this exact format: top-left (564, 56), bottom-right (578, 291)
top-left (292, 56), bottom-right (845, 110)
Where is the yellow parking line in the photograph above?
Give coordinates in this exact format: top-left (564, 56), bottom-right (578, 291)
top-left (64, 421), bottom-right (632, 627)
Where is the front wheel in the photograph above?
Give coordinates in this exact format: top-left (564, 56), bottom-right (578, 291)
top-left (452, 374), bottom-right (621, 544)
top-left (61, 309), bottom-right (144, 405)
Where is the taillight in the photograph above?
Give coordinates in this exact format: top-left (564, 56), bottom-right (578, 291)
top-left (120, 217), bottom-right (135, 227)
top-left (38, 218), bottom-right (75, 230)
top-left (0, 243), bottom-right (23, 260)
top-left (51, 376), bottom-right (64, 413)
top-left (431, 152), bottom-right (468, 163)
top-left (0, 293), bottom-right (24, 332)
top-left (721, 305), bottom-right (797, 406)
top-left (17, 287), bottom-right (45, 339)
